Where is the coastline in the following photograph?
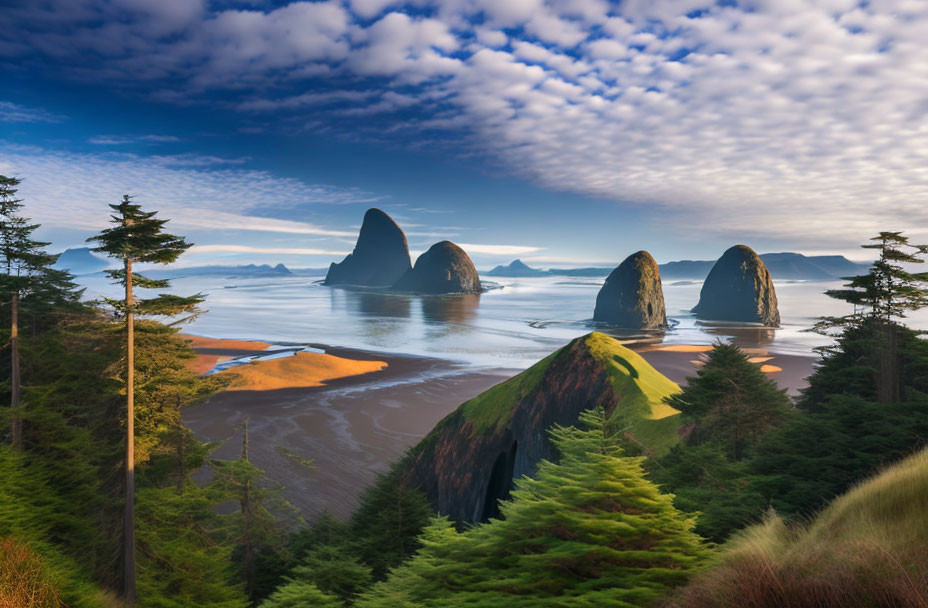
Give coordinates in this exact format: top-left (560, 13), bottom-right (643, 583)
top-left (182, 335), bottom-right (818, 519)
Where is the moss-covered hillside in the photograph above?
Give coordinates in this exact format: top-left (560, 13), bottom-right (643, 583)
top-left (401, 332), bottom-right (683, 523)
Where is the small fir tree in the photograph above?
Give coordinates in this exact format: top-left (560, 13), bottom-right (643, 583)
top-left (358, 407), bottom-right (710, 607)
top-left (666, 342), bottom-right (792, 460)
top-left (87, 195), bottom-right (201, 605)
top-left (209, 421), bottom-right (300, 604)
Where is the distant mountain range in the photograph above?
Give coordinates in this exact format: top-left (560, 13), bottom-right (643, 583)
top-left (53, 248), bottom-right (111, 275)
top-left (144, 264), bottom-right (328, 279)
top-left (486, 253), bottom-right (871, 281)
top-left (52, 248), bottom-right (328, 278)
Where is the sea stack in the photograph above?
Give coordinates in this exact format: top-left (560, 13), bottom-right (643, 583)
top-left (593, 250), bottom-right (667, 329)
top-left (692, 244), bottom-right (780, 326)
top-left (324, 208), bottom-right (411, 287)
top-left (392, 241), bottom-right (482, 294)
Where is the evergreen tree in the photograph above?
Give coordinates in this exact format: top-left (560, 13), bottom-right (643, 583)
top-left (209, 421), bottom-right (299, 604)
top-left (813, 231), bottom-right (928, 403)
top-left (87, 195), bottom-right (201, 605)
top-left (0, 175), bottom-right (82, 451)
top-left (135, 485), bottom-right (249, 608)
top-left (666, 342), bottom-right (792, 460)
top-left (257, 571), bottom-right (343, 608)
top-left (358, 407), bottom-right (710, 607)
top-left (349, 464), bottom-right (432, 580)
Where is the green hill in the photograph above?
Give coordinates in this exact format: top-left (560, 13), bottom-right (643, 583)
top-left (401, 332), bottom-right (683, 522)
top-left (665, 447), bottom-right (928, 607)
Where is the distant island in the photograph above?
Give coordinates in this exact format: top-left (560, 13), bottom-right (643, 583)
top-left (53, 247), bottom-right (111, 275)
top-left (485, 253), bottom-right (870, 281)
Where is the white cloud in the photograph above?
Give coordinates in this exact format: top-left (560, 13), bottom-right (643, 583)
top-left (89, 134), bottom-right (182, 145)
top-left (5, 1), bottom-right (928, 248)
top-left (0, 100), bottom-right (65, 123)
top-left (1, 144), bottom-right (374, 237)
top-left (457, 243), bottom-right (543, 255)
top-left (188, 244), bottom-right (349, 255)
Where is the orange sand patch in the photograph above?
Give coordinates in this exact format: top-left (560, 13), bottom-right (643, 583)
top-left (188, 355), bottom-right (234, 376)
top-left (181, 334), bottom-right (270, 351)
top-left (181, 334), bottom-right (271, 375)
top-left (748, 356), bottom-right (774, 363)
top-left (217, 352), bottom-right (388, 391)
top-left (760, 364), bottom-right (783, 373)
top-left (652, 345), bottom-right (715, 353)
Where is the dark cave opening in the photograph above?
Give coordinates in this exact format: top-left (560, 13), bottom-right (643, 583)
top-left (480, 440), bottom-right (518, 522)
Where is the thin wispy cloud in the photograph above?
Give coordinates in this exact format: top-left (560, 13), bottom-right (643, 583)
top-left (458, 243), bottom-right (543, 256)
top-left (0, 100), bottom-right (65, 123)
top-left (188, 245), bottom-right (350, 256)
top-left (0, 144), bottom-right (376, 236)
top-left (89, 134), bottom-right (182, 145)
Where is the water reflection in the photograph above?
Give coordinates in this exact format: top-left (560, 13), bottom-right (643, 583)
top-left (351, 292), bottom-right (412, 318)
top-left (421, 293), bottom-right (481, 324)
top-left (696, 322), bottom-right (777, 348)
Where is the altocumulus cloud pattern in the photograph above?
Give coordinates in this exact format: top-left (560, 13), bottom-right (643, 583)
top-left (2, 0), bottom-right (927, 244)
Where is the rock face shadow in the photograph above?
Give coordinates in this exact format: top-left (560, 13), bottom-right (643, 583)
top-left (481, 440), bottom-right (518, 522)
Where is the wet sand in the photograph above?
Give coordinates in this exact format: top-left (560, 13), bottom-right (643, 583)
top-left (183, 340), bottom-right (817, 520)
top-left (183, 345), bottom-right (510, 518)
top-left (636, 345), bottom-right (816, 394)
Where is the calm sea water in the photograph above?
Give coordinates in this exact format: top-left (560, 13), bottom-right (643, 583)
top-left (76, 272), bottom-right (928, 370)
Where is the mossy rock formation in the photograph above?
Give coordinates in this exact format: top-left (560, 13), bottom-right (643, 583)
top-left (392, 241), bottom-right (482, 294)
top-left (593, 250), bottom-right (667, 329)
top-left (324, 208), bottom-right (411, 287)
top-left (692, 245), bottom-right (780, 326)
top-left (399, 332), bottom-right (682, 523)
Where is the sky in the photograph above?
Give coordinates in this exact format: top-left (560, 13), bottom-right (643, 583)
top-left (1, 0), bottom-right (926, 270)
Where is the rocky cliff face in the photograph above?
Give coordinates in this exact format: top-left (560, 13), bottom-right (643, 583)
top-left (392, 241), bottom-right (482, 294)
top-left (324, 208), bottom-right (411, 287)
top-left (692, 244), bottom-right (780, 326)
top-left (400, 332), bottom-right (682, 523)
top-left (593, 250), bottom-right (667, 329)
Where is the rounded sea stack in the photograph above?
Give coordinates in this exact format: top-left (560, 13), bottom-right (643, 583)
top-left (692, 244), bottom-right (780, 326)
top-left (392, 241), bottom-right (482, 294)
top-left (324, 208), bottom-right (411, 287)
top-left (593, 250), bottom-right (667, 329)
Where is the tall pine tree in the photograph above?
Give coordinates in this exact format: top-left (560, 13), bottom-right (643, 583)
top-left (0, 175), bottom-right (82, 451)
top-left (87, 195), bottom-right (201, 606)
top-left (813, 232), bottom-right (928, 403)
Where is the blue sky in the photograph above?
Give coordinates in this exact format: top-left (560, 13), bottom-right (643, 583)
top-left (1, 0), bottom-right (925, 269)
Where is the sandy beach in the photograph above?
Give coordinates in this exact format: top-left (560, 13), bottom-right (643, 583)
top-left (182, 336), bottom-right (817, 520)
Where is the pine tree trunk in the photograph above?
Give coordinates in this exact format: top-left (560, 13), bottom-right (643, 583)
top-left (241, 420), bottom-right (255, 599)
top-left (124, 258), bottom-right (136, 606)
top-left (10, 290), bottom-right (21, 450)
top-left (878, 322), bottom-right (899, 404)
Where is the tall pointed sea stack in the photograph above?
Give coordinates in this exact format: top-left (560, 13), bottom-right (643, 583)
top-left (392, 241), bottom-right (482, 294)
top-left (593, 250), bottom-right (667, 329)
top-left (692, 244), bottom-right (780, 326)
top-left (398, 332), bottom-right (682, 523)
top-left (324, 208), bottom-right (411, 287)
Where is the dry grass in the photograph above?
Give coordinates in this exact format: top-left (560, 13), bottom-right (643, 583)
top-left (664, 448), bottom-right (928, 607)
top-left (0, 538), bottom-right (62, 608)
top-left (217, 352), bottom-right (387, 391)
